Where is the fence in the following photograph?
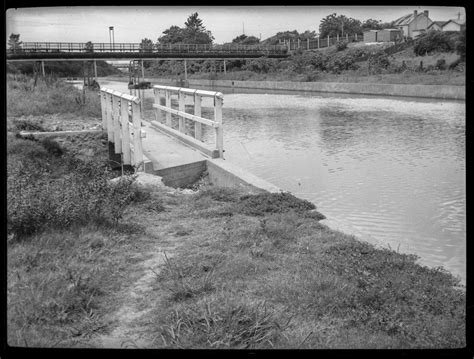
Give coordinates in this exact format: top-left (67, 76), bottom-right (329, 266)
top-left (99, 88), bottom-right (146, 169)
top-left (279, 33), bottom-right (364, 51)
top-left (152, 85), bottom-right (224, 159)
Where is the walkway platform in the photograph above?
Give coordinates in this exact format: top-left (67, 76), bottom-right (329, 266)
top-left (141, 121), bottom-right (208, 188)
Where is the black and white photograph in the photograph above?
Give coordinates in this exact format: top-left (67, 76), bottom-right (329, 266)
top-left (5, 5), bottom-right (467, 351)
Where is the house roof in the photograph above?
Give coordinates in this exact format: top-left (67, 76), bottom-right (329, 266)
top-left (443, 18), bottom-right (466, 26)
top-left (393, 13), bottom-right (415, 26)
top-left (428, 21), bottom-right (447, 28)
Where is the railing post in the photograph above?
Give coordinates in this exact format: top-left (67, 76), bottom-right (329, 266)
top-left (153, 89), bottom-right (163, 123)
top-left (131, 101), bottom-right (144, 170)
top-left (165, 90), bottom-right (172, 127)
top-left (112, 94), bottom-right (122, 154)
top-left (194, 93), bottom-right (202, 141)
top-left (100, 91), bottom-right (107, 131)
top-left (214, 95), bottom-right (223, 158)
top-left (106, 92), bottom-right (114, 142)
top-left (121, 99), bottom-right (131, 165)
top-left (178, 90), bottom-right (185, 133)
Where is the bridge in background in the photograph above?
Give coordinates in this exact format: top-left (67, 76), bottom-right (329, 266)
top-left (6, 42), bottom-right (289, 61)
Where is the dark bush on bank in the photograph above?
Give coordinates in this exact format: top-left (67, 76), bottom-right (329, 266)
top-left (7, 136), bottom-right (139, 239)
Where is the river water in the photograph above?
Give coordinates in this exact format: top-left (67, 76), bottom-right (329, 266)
top-left (97, 79), bottom-right (466, 283)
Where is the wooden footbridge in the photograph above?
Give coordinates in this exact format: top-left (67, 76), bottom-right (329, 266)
top-left (101, 84), bottom-right (227, 187)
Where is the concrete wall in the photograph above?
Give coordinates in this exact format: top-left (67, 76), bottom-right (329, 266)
top-left (186, 79), bottom-right (465, 100)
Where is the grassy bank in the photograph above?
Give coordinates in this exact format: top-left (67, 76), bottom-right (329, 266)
top-left (7, 76), bottom-right (466, 349)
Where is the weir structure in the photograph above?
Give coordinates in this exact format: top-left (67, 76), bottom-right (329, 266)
top-left (99, 84), bottom-right (280, 192)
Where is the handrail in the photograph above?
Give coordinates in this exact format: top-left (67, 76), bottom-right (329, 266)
top-left (99, 87), bottom-right (145, 169)
top-left (152, 85), bottom-right (224, 158)
top-left (7, 42), bottom-right (288, 54)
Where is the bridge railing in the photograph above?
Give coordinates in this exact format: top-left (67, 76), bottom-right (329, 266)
top-left (9, 42), bottom-right (288, 55)
top-left (100, 88), bottom-right (146, 169)
top-left (152, 85), bottom-right (224, 159)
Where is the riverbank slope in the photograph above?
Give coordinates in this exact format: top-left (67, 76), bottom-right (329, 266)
top-left (6, 75), bottom-right (466, 349)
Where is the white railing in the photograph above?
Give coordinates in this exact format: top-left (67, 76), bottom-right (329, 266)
top-left (99, 88), bottom-right (146, 169)
top-left (152, 85), bottom-right (224, 158)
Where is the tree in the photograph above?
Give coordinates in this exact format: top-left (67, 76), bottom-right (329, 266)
top-left (8, 33), bottom-right (22, 51)
top-left (157, 26), bottom-right (185, 45)
top-left (157, 13), bottom-right (214, 45)
top-left (84, 41), bottom-right (94, 53)
top-left (362, 19), bottom-right (383, 31)
top-left (139, 38), bottom-right (154, 52)
top-left (319, 13), bottom-right (362, 38)
top-left (183, 12), bottom-right (214, 44)
top-left (232, 34), bottom-right (260, 45)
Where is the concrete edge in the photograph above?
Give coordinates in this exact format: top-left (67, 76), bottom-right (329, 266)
top-left (18, 129), bottom-right (103, 138)
top-left (206, 158), bottom-right (282, 194)
top-left (150, 120), bottom-right (220, 158)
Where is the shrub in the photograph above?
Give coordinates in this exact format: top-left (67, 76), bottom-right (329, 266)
top-left (7, 137), bottom-right (139, 238)
top-left (326, 52), bottom-right (359, 74)
top-left (368, 51), bottom-right (390, 74)
top-left (335, 40), bottom-right (348, 51)
top-left (435, 59), bottom-right (447, 70)
top-left (413, 30), bottom-right (455, 56)
top-left (12, 118), bottom-right (46, 132)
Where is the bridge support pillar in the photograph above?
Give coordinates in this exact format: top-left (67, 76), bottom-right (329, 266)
top-left (94, 60), bottom-right (97, 80)
top-left (223, 59), bottom-right (226, 74)
top-left (41, 61), bottom-right (45, 77)
top-left (184, 60), bottom-right (187, 81)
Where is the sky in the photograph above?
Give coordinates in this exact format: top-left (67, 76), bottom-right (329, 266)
top-left (6, 6), bottom-right (466, 44)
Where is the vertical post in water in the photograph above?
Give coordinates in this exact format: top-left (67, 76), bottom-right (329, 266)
top-left (132, 101), bottom-right (143, 170)
top-left (121, 98), bottom-right (131, 165)
top-left (194, 93), bottom-right (202, 141)
top-left (112, 94), bottom-right (122, 154)
top-left (214, 95), bottom-right (223, 158)
top-left (165, 89), bottom-right (172, 127)
top-left (178, 90), bottom-right (185, 133)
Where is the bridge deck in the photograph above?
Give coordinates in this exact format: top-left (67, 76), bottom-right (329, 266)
top-left (141, 120), bottom-right (209, 188)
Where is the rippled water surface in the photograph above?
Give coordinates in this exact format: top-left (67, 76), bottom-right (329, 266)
top-left (99, 80), bottom-right (466, 283)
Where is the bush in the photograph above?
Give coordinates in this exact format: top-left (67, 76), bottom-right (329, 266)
top-left (413, 30), bottom-right (455, 56)
top-left (7, 137), bottom-right (139, 238)
top-left (435, 59), bottom-right (447, 70)
top-left (326, 52), bottom-right (359, 74)
top-left (335, 40), bottom-right (348, 51)
top-left (368, 51), bottom-right (390, 74)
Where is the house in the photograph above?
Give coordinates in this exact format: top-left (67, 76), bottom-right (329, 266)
top-left (377, 29), bottom-right (403, 42)
top-left (363, 28), bottom-right (402, 43)
top-left (392, 10), bottom-right (433, 38)
top-left (441, 18), bottom-right (466, 32)
top-left (427, 21), bottom-right (446, 31)
top-left (363, 30), bottom-right (378, 42)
